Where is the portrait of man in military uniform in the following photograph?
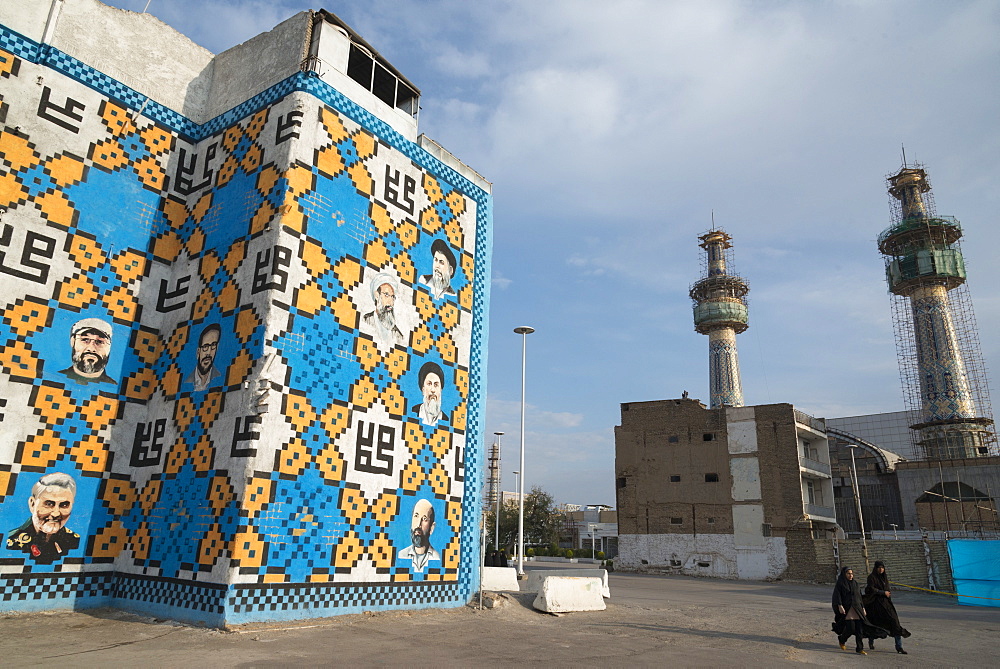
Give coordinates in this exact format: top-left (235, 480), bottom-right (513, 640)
top-left (6, 472), bottom-right (80, 565)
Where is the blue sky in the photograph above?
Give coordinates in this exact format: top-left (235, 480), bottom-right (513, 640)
top-left (103, 0), bottom-right (1000, 507)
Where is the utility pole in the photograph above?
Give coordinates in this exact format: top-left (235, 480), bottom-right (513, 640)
top-left (849, 445), bottom-right (870, 572)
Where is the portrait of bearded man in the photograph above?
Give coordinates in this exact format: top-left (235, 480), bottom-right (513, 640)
top-left (59, 318), bottom-right (115, 385)
top-left (362, 273), bottom-right (404, 348)
top-left (6, 472), bottom-right (80, 565)
top-left (418, 239), bottom-right (457, 301)
top-left (184, 323), bottom-right (222, 392)
top-left (413, 361), bottom-right (448, 427)
top-left (397, 499), bottom-right (440, 573)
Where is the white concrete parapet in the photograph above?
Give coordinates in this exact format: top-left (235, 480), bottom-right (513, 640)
top-left (524, 569), bottom-right (610, 598)
top-left (532, 576), bottom-right (606, 613)
top-left (480, 567), bottom-right (519, 592)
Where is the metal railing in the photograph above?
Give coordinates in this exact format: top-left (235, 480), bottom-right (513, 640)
top-left (794, 409), bottom-right (827, 432)
top-left (805, 503), bottom-right (836, 519)
top-left (799, 456), bottom-right (831, 476)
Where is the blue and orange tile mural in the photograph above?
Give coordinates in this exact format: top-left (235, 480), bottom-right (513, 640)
top-left (0, 17), bottom-right (490, 625)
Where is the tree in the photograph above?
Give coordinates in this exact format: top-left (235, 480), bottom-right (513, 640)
top-left (523, 486), bottom-right (562, 546)
top-left (484, 486), bottom-right (563, 552)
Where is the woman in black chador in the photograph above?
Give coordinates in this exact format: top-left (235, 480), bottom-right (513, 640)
top-left (831, 566), bottom-right (886, 654)
top-left (863, 561), bottom-right (911, 654)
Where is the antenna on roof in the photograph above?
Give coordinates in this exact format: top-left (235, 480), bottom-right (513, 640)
top-left (142, 0), bottom-right (153, 12)
top-left (711, 209), bottom-right (715, 230)
top-left (901, 144), bottom-right (907, 168)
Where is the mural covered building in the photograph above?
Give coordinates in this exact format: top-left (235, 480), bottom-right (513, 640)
top-left (0, 0), bottom-right (491, 625)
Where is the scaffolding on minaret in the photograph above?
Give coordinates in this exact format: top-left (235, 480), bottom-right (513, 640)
top-left (878, 162), bottom-right (996, 459)
top-left (690, 229), bottom-right (749, 408)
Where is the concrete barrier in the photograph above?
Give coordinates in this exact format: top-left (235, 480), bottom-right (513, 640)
top-left (481, 567), bottom-right (520, 591)
top-left (533, 576), bottom-right (606, 613)
top-left (524, 569), bottom-right (610, 598)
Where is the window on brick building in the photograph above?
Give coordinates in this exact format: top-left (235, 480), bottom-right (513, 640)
top-left (668, 435), bottom-right (679, 443)
top-left (705, 473), bottom-right (719, 482)
top-left (670, 475), bottom-right (681, 482)
top-left (703, 433), bottom-right (716, 441)
top-left (670, 517), bottom-right (683, 525)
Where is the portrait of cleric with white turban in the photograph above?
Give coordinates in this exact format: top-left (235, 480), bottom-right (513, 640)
top-left (6, 472), bottom-right (80, 565)
top-left (60, 318), bottom-right (115, 385)
top-left (413, 361), bottom-right (447, 427)
top-left (418, 239), bottom-right (457, 301)
top-left (362, 272), bottom-right (404, 348)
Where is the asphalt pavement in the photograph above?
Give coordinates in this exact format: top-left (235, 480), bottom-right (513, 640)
top-left (1, 562), bottom-right (996, 667)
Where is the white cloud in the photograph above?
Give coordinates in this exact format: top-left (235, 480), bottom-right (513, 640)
top-left (486, 398), bottom-right (584, 431)
top-left (491, 271), bottom-right (512, 289)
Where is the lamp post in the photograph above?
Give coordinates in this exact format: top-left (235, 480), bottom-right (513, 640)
top-left (512, 471), bottom-right (520, 560)
top-left (848, 445), bottom-right (870, 572)
top-left (513, 326), bottom-right (535, 576)
top-left (493, 431), bottom-right (504, 553)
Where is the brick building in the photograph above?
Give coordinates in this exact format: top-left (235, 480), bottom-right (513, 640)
top-left (614, 398), bottom-right (836, 579)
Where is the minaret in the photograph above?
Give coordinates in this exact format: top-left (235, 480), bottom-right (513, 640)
top-left (878, 163), bottom-right (995, 459)
top-left (690, 229), bottom-right (749, 408)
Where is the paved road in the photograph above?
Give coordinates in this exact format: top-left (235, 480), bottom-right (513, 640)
top-left (1, 564), bottom-right (996, 666)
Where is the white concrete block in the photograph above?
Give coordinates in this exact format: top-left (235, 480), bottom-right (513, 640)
top-left (524, 570), bottom-right (610, 598)
top-left (481, 567), bottom-right (519, 591)
top-left (533, 576), bottom-right (606, 613)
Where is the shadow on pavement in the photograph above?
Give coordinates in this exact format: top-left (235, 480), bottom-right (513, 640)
top-left (592, 621), bottom-right (838, 653)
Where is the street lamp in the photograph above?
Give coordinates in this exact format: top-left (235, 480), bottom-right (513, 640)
top-left (513, 325), bottom-right (535, 575)
top-left (493, 431), bottom-right (504, 553)
top-left (512, 471), bottom-right (520, 561)
top-left (848, 445), bottom-right (870, 572)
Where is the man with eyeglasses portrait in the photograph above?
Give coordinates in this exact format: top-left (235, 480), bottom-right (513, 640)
top-left (60, 318), bottom-right (115, 385)
top-left (185, 323), bottom-right (222, 391)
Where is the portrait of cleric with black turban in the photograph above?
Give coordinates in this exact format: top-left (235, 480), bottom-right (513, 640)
top-left (418, 239), bottom-right (457, 301)
top-left (413, 361), bottom-right (447, 427)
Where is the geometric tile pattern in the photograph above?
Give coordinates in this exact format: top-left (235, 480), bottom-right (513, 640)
top-left (0, 20), bottom-right (490, 626)
top-left (0, 571), bottom-right (225, 616)
top-left (911, 291), bottom-right (977, 421)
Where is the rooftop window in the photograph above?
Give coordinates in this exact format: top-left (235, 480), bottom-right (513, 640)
top-left (347, 43), bottom-right (419, 118)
